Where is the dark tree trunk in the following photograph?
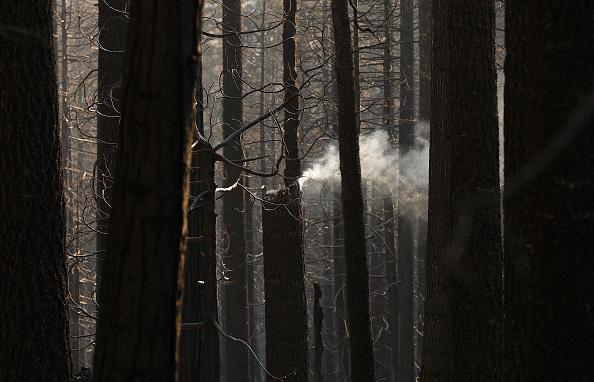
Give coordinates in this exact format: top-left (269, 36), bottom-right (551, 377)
top-left (282, 0), bottom-right (301, 185)
top-left (397, 1), bottom-right (416, 380)
top-left (331, 1), bottom-right (375, 380)
top-left (262, 187), bottom-right (309, 382)
top-left (221, 0), bottom-right (249, 378)
top-left (92, 0), bottom-right (199, 380)
top-left (96, 0), bottom-right (127, 295)
top-left (197, 142), bottom-right (221, 382)
top-left (504, 2), bottom-right (594, 380)
top-left (261, 2), bottom-right (309, 380)
top-left (0, 2), bottom-right (71, 380)
top-left (421, 1), bottom-right (502, 380)
top-left (313, 283), bottom-right (324, 382)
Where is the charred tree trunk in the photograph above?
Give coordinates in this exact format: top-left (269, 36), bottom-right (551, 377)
top-left (221, 0), bottom-right (249, 378)
top-left (197, 142), bottom-right (221, 382)
top-left (282, 0), bottom-right (301, 185)
top-left (331, 0), bottom-right (376, 379)
top-left (262, 187), bottom-right (309, 382)
top-left (92, 1), bottom-right (200, 380)
top-left (421, 1), bottom-right (502, 380)
top-left (504, 2), bottom-right (594, 380)
top-left (96, 0), bottom-right (127, 295)
top-left (0, 1), bottom-right (71, 380)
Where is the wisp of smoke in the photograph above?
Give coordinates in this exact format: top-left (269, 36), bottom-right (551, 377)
top-left (299, 125), bottom-right (430, 210)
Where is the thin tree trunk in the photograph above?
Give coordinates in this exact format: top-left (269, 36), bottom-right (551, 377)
top-left (221, 0), bottom-right (249, 378)
top-left (96, 0), bottom-right (127, 297)
top-left (0, 1), bottom-right (71, 379)
top-left (92, 1), bottom-right (200, 380)
top-left (421, 1), bottom-right (502, 380)
top-left (331, 1), bottom-right (375, 379)
top-left (197, 141), bottom-right (221, 382)
top-left (282, 0), bottom-right (301, 185)
top-left (504, 2), bottom-right (594, 380)
top-left (262, 187), bottom-right (309, 382)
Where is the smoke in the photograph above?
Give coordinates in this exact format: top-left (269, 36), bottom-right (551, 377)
top-left (299, 125), bottom-right (430, 210)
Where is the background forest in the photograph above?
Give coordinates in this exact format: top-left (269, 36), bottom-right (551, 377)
top-left (1, 0), bottom-right (593, 381)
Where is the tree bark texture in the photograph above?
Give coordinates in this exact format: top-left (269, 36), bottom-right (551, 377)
top-left (504, 2), bottom-right (594, 380)
top-left (262, 187), bottom-right (309, 382)
top-left (422, 1), bottom-right (502, 380)
top-left (0, 1), bottom-right (71, 380)
top-left (92, 1), bottom-right (199, 380)
top-left (221, 0), bottom-right (249, 378)
top-left (96, 0), bottom-right (127, 300)
top-left (331, 1), bottom-right (376, 380)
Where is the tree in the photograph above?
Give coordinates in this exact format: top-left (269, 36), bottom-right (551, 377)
top-left (221, 0), bottom-right (249, 378)
top-left (261, 1), bottom-right (309, 378)
top-left (262, 187), bottom-right (309, 381)
top-left (331, 0), bottom-right (375, 379)
top-left (421, 1), bottom-right (502, 380)
top-left (92, 0), bottom-right (200, 380)
top-left (504, 2), bottom-right (594, 380)
top-left (0, 1), bottom-right (72, 380)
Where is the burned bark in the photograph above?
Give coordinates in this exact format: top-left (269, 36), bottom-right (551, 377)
top-left (504, 2), bottom-right (594, 380)
top-left (92, 0), bottom-right (199, 380)
top-left (0, 1), bottom-right (71, 379)
top-left (422, 1), bottom-right (502, 380)
top-left (262, 187), bottom-right (309, 382)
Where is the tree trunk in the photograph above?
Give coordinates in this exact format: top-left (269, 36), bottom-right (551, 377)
top-left (504, 2), bottom-right (594, 380)
top-left (0, 1), bottom-right (71, 380)
top-left (221, 0), bottom-right (249, 378)
top-left (96, 0), bottom-right (127, 296)
top-left (331, 1), bottom-right (376, 379)
top-left (421, 1), bottom-right (502, 380)
top-left (197, 142), bottom-right (221, 382)
top-left (92, 1), bottom-right (200, 380)
top-left (282, 0), bottom-right (301, 185)
top-left (262, 187), bottom-right (309, 382)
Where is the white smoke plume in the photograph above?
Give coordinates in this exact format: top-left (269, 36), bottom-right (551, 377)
top-left (299, 125), bottom-right (430, 209)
